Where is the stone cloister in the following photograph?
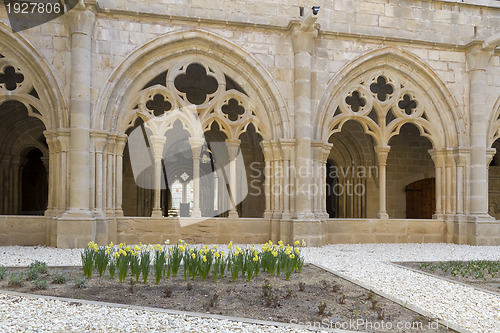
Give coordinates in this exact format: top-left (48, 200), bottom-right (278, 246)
top-left (0, 0), bottom-right (500, 247)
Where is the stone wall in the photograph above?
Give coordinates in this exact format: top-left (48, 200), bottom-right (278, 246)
top-left (0, 216), bottom-right (48, 246)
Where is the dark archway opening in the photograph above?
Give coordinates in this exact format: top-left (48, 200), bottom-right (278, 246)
top-left (21, 148), bottom-right (47, 215)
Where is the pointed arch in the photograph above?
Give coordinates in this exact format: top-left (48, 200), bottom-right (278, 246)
top-left (94, 30), bottom-right (290, 141)
top-left (488, 94), bottom-right (500, 148)
top-left (0, 23), bottom-right (66, 130)
top-left (315, 47), bottom-right (465, 149)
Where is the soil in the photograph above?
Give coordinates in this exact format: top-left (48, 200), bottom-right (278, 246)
top-left (0, 264), bottom-right (453, 332)
top-left (395, 261), bottom-right (500, 294)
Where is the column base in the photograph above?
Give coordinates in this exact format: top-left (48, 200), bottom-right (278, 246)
top-left (191, 210), bottom-right (202, 218)
top-left (56, 217), bottom-right (96, 248)
top-left (292, 219), bottom-right (325, 246)
top-left (151, 209), bottom-right (163, 218)
top-left (294, 211), bottom-right (315, 220)
top-left (377, 212), bottom-right (389, 219)
top-left (228, 209), bottom-right (238, 219)
top-left (263, 211), bottom-right (273, 219)
top-left (61, 208), bottom-right (93, 219)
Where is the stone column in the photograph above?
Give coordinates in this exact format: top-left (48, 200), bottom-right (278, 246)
top-left (150, 135), bottom-right (166, 218)
top-left (311, 141), bottom-right (324, 218)
top-left (375, 146), bottom-right (390, 219)
top-left (321, 143), bottom-right (333, 218)
top-left (57, 131), bottom-right (70, 214)
top-left (280, 140), bottom-right (294, 220)
top-left (271, 141), bottom-right (282, 219)
top-left (260, 141), bottom-right (273, 219)
top-left (454, 149), bottom-right (469, 216)
top-left (225, 139), bottom-right (240, 219)
top-left (429, 149), bottom-right (445, 218)
top-left (190, 138), bottom-right (204, 218)
top-left (105, 135), bottom-right (116, 216)
top-left (445, 151), bottom-right (454, 214)
top-left (292, 23), bottom-right (317, 220)
top-left (91, 131), bottom-right (107, 217)
top-left (63, 6), bottom-right (95, 218)
top-left (114, 135), bottom-right (127, 216)
top-left (466, 46), bottom-right (493, 218)
top-left (44, 132), bottom-right (57, 216)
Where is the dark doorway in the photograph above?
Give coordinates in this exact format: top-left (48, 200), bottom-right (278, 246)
top-left (21, 149), bottom-right (48, 215)
top-left (405, 178), bottom-right (435, 219)
top-left (326, 159), bottom-right (339, 218)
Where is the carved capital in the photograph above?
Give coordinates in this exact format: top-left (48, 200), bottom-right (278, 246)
top-left (375, 146), bottom-right (390, 165)
top-left (90, 130), bottom-right (108, 153)
top-left (68, 6), bottom-right (96, 36)
top-left (279, 139), bottom-right (295, 161)
top-left (260, 140), bottom-right (273, 161)
top-left (225, 139), bottom-right (241, 161)
top-left (150, 135), bottom-right (166, 160)
top-left (453, 148), bottom-right (470, 167)
top-left (466, 45), bottom-right (492, 71)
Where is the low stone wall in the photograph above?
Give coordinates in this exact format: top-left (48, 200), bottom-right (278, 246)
top-left (0, 216), bottom-right (48, 246)
top-left (115, 217), bottom-right (272, 245)
top-left (325, 219), bottom-right (446, 244)
top-left (1, 216), bottom-right (498, 247)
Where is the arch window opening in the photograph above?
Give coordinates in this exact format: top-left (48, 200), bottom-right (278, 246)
top-left (121, 61), bottom-right (264, 219)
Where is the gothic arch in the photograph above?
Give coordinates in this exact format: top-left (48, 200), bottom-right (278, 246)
top-left (0, 23), bottom-right (66, 130)
top-left (487, 94), bottom-right (500, 147)
top-left (315, 47), bottom-right (464, 149)
top-left (94, 30), bottom-right (291, 141)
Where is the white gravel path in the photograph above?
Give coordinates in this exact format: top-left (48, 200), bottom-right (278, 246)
top-left (0, 243), bottom-right (499, 332)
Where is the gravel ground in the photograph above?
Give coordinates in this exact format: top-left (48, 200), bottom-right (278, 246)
top-left (0, 243), bottom-right (499, 332)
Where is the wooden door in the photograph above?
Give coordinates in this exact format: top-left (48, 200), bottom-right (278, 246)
top-left (405, 178), bottom-right (435, 219)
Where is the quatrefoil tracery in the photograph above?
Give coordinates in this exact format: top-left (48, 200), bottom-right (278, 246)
top-left (331, 74), bottom-right (436, 147)
top-left (0, 53), bottom-right (43, 122)
top-left (132, 61), bottom-right (258, 141)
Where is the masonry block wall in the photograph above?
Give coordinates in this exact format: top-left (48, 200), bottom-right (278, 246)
top-left (0, 0), bottom-right (500, 247)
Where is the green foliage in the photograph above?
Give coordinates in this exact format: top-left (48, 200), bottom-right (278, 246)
top-left (33, 278), bottom-right (48, 290)
top-left (52, 272), bottom-right (68, 284)
top-left (95, 247), bottom-right (110, 277)
top-left (29, 260), bottom-right (48, 274)
top-left (0, 266), bottom-right (8, 280)
top-left (419, 260), bottom-right (500, 280)
top-left (140, 250), bottom-right (150, 283)
top-left (74, 277), bottom-right (87, 289)
top-left (8, 273), bottom-right (24, 287)
top-left (153, 248), bottom-right (166, 285)
top-left (108, 259), bottom-right (116, 279)
top-left (81, 245), bottom-right (96, 279)
top-left (26, 267), bottom-right (40, 281)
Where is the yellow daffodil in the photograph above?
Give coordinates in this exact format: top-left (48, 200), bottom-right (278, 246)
top-left (213, 245), bottom-right (217, 249)
top-left (254, 250), bottom-right (258, 257)
top-left (272, 250), bottom-right (278, 257)
top-left (228, 241), bottom-right (233, 249)
top-left (253, 256), bottom-right (258, 262)
top-left (295, 240), bottom-right (300, 245)
top-left (289, 254), bottom-right (295, 259)
top-left (295, 248), bottom-right (300, 254)
top-left (215, 252), bottom-right (220, 258)
top-left (202, 255), bottom-right (207, 262)
top-left (109, 242), bottom-right (114, 247)
top-left (114, 252), bottom-right (120, 258)
top-left (191, 253), bottom-right (196, 259)
top-left (134, 245), bottom-right (140, 252)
